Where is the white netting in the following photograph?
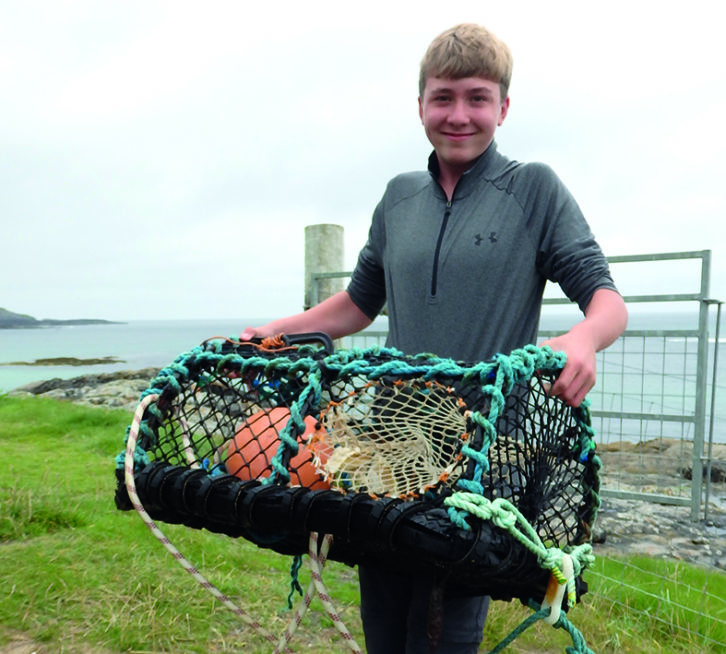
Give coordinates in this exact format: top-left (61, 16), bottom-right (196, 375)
top-left (316, 380), bottom-right (469, 497)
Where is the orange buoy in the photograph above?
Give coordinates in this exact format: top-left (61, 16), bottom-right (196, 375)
top-left (226, 406), bottom-right (330, 489)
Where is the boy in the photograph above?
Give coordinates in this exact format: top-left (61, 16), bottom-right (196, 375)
top-left (242, 23), bottom-right (627, 653)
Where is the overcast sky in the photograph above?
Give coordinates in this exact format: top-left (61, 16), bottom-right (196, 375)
top-left (2, 0), bottom-right (724, 322)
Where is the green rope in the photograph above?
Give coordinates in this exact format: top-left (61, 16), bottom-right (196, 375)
top-left (266, 367), bottom-right (323, 485)
top-left (114, 438), bottom-right (150, 470)
top-left (485, 604), bottom-right (595, 654)
top-left (286, 554), bottom-right (304, 609)
top-left (486, 607), bottom-right (551, 653)
top-left (556, 611), bottom-right (596, 654)
top-left (444, 493), bottom-right (594, 608)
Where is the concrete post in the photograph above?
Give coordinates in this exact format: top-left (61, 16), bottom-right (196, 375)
top-left (304, 224), bottom-right (345, 310)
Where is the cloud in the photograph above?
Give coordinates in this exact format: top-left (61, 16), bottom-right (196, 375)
top-left (1, 0), bottom-right (725, 321)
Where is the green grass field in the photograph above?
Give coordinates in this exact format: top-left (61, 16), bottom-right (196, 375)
top-left (1, 394), bottom-right (724, 653)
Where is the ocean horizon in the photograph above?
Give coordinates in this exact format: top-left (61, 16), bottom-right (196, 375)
top-left (0, 318), bottom-right (272, 390)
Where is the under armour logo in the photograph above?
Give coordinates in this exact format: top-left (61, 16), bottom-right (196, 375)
top-left (474, 232), bottom-right (497, 246)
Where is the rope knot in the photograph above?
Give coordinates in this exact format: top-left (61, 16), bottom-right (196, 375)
top-left (491, 507), bottom-right (517, 531)
top-left (538, 548), bottom-right (563, 573)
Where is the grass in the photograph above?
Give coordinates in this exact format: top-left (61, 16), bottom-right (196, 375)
top-left (1, 394), bottom-right (724, 653)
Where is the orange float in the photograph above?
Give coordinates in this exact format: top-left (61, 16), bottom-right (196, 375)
top-left (226, 406), bottom-right (330, 489)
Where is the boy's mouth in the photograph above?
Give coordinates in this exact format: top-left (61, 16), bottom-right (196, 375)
top-left (442, 132), bottom-right (475, 141)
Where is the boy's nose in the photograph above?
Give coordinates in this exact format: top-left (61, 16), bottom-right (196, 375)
top-left (446, 100), bottom-right (469, 125)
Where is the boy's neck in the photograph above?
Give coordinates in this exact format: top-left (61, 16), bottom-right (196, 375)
top-left (433, 146), bottom-right (492, 200)
top-left (437, 166), bottom-right (464, 201)
top-left (429, 153), bottom-right (469, 200)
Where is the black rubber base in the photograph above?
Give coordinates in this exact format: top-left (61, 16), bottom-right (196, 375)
top-left (115, 462), bottom-right (587, 605)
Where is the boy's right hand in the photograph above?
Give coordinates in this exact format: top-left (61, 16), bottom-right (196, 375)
top-left (239, 327), bottom-right (261, 341)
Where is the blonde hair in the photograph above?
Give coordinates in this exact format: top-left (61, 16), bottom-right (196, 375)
top-left (419, 24), bottom-right (513, 100)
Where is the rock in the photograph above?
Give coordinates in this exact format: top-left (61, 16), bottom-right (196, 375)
top-left (598, 440), bottom-right (638, 453)
top-left (9, 367), bottom-right (160, 412)
top-left (591, 526), bottom-right (607, 544)
top-left (681, 461), bottom-right (726, 483)
top-left (594, 495), bottom-right (726, 568)
top-left (600, 438), bottom-right (726, 480)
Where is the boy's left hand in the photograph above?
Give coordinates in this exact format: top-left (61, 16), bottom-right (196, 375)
top-left (539, 289), bottom-right (628, 407)
top-left (539, 329), bottom-right (597, 408)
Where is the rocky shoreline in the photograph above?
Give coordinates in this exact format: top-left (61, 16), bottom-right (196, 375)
top-left (1, 355), bottom-right (125, 367)
top-left (9, 367), bottom-right (161, 411)
top-left (9, 368), bottom-right (726, 570)
top-left (593, 493), bottom-right (726, 569)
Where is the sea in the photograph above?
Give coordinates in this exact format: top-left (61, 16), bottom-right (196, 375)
top-left (1, 311), bottom-right (724, 443)
top-left (0, 319), bottom-right (263, 390)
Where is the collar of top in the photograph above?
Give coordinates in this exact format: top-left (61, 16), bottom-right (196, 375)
top-left (427, 140), bottom-right (502, 201)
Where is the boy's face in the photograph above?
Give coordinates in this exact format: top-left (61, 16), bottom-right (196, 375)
top-left (418, 76), bottom-right (509, 177)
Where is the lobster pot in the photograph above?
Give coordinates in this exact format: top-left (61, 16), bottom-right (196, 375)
top-left (115, 337), bottom-right (599, 604)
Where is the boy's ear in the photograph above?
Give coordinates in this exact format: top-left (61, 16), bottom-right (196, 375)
top-left (418, 96), bottom-right (424, 123)
top-left (498, 96), bottom-right (510, 126)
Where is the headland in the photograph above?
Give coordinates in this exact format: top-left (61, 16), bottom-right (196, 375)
top-left (0, 306), bottom-right (123, 329)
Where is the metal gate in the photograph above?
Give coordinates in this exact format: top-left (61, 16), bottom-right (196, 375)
top-left (313, 250), bottom-right (723, 520)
